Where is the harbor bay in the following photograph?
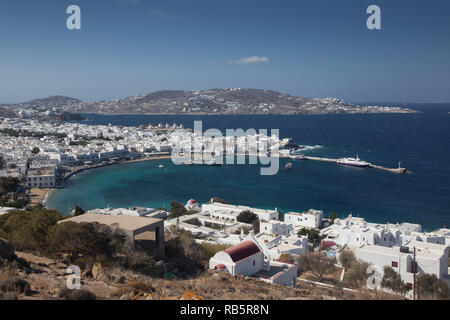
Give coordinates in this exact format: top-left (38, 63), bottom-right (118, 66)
top-left (47, 111), bottom-right (450, 231)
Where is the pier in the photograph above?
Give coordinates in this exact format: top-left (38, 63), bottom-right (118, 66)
top-left (300, 156), bottom-right (408, 174)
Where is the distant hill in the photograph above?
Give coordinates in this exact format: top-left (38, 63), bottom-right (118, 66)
top-left (1, 89), bottom-right (417, 115)
top-left (1, 95), bottom-right (82, 111)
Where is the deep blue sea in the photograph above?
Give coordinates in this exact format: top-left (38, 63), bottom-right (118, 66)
top-left (47, 103), bottom-right (450, 231)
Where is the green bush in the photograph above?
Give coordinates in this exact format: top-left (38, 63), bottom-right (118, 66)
top-left (46, 221), bottom-right (126, 265)
top-left (416, 273), bottom-right (450, 300)
top-left (0, 207), bottom-right (63, 252)
top-left (382, 266), bottom-right (409, 294)
top-left (169, 202), bottom-right (187, 218)
top-left (344, 260), bottom-right (370, 288)
top-left (236, 210), bottom-right (258, 224)
top-left (297, 228), bottom-right (321, 242)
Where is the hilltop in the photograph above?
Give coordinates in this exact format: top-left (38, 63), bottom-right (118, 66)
top-left (1, 89), bottom-right (417, 116)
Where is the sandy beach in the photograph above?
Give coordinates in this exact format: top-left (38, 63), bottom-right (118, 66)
top-left (29, 188), bottom-right (56, 205)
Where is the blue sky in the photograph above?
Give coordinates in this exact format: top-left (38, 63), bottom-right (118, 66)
top-left (0, 0), bottom-right (449, 103)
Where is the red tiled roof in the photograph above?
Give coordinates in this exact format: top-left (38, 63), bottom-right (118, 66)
top-left (224, 240), bottom-right (261, 262)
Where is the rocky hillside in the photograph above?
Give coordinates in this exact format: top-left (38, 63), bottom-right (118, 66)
top-left (0, 238), bottom-right (404, 301)
top-left (0, 96), bottom-right (82, 111)
top-left (1, 89), bottom-right (417, 116)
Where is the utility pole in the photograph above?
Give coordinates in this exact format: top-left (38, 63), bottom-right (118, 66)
top-left (413, 246), bottom-right (416, 300)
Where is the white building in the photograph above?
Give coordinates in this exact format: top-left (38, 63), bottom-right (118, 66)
top-left (86, 206), bottom-right (168, 219)
top-left (185, 199), bottom-right (201, 212)
top-left (320, 215), bottom-right (400, 248)
top-left (26, 167), bottom-right (56, 188)
top-left (202, 202), bottom-right (279, 223)
top-left (209, 239), bottom-right (298, 287)
top-left (260, 220), bottom-right (292, 237)
top-left (319, 215), bottom-right (443, 250)
top-left (284, 209), bottom-right (323, 229)
top-left (354, 240), bottom-right (450, 288)
top-left (254, 233), bottom-right (308, 259)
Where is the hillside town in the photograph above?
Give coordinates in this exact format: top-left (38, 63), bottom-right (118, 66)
top-left (0, 117), bottom-right (290, 192)
top-left (46, 197), bottom-right (449, 297)
top-left (0, 116), bottom-right (448, 300)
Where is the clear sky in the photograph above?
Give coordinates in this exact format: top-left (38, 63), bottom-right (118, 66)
top-left (0, 0), bottom-right (449, 103)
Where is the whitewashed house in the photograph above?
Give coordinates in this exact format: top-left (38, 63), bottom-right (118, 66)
top-left (354, 240), bottom-right (450, 288)
top-left (202, 201), bottom-right (279, 223)
top-left (209, 240), bottom-right (265, 276)
top-left (209, 239), bottom-right (298, 287)
top-left (260, 220), bottom-right (292, 236)
top-left (284, 209), bottom-right (323, 229)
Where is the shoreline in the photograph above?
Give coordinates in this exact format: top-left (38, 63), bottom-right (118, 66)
top-left (80, 110), bottom-right (419, 116)
top-left (43, 155), bottom-right (172, 207)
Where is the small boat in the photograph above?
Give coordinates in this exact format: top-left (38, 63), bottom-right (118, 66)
top-left (284, 163), bottom-right (293, 171)
top-left (336, 155), bottom-right (370, 168)
top-left (158, 164), bottom-right (165, 168)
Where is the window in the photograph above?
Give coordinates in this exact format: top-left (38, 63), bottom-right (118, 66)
top-left (252, 260), bottom-right (255, 266)
top-left (392, 261), bottom-right (398, 268)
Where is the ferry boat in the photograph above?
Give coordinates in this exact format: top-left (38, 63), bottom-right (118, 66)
top-left (284, 162), bottom-right (293, 171)
top-left (336, 156), bottom-right (370, 168)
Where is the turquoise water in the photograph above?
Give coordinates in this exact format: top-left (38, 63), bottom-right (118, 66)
top-left (47, 109), bottom-right (450, 231)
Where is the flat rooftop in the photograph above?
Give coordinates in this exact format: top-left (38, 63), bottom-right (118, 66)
top-left (61, 213), bottom-right (162, 232)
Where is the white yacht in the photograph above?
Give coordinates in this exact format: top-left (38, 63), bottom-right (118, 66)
top-left (336, 156), bottom-right (370, 168)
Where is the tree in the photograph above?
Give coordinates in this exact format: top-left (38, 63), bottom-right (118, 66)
top-left (416, 273), bottom-right (450, 300)
top-left (169, 201), bottom-right (187, 219)
top-left (31, 147), bottom-right (40, 155)
top-left (73, 206), bottom-right (85, 217)
top-left (252, 218), bottom-right (260, 234)
top-left (344, 260), bottom-right (370, 288)
top-left (297, 252), bottom-right (335, 281)
top-left (339, 250), bottom-right (356, 269)
top-left (46, 221), bottom-right (126, 264)
top-left (328, 212), bottom-right (338, 224)
top-left (0, 206), bottom-right (63, 252)
top-left (297, 228), bottom-right (321, 242)
top-left (382, 266), bottom-right (409, 295)
top-left (236, 210), bottom-right (258, 224)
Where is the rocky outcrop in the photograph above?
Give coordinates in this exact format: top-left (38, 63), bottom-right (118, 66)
top-left (91, 262), bottom-right (109, 281)
top-left (0, 238), bottom-right (16, 260)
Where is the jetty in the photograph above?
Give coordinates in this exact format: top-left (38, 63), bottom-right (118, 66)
top-left (301, 156), bottom-right (408, 174)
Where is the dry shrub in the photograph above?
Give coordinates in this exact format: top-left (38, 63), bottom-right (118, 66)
top-left (0, 276), bottom-right (31, 295)
top-left (0, 263), bottom-right (17, 283)
top-left (58, 288), bottom-right (96, 300)
top-left (0, 291), bottom-right (18, 300)
top-left (199, 243), bottom-right (230, 259)
top-left (127, 281), bottom-right (154, 293)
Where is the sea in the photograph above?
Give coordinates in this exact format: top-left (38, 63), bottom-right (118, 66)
top-left (46, 103), bottom-right (450, 231)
